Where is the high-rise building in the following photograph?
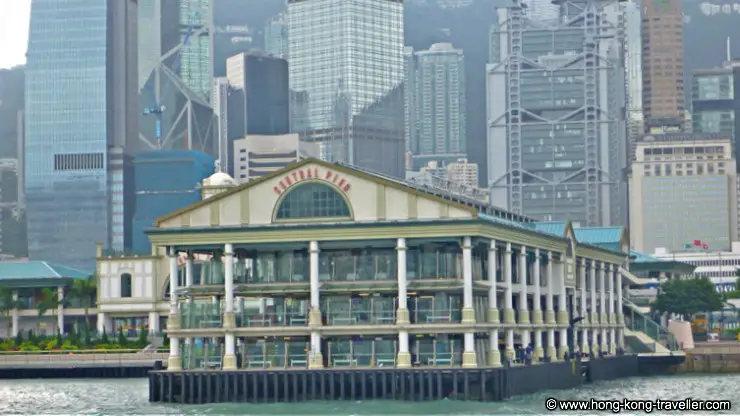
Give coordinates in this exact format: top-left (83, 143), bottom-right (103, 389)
top-left (403, 47), bottom-right (416, 154)
top-left (630, 133), bottom-right (738, 253)
top-left (487, 0), bottom-right (627, 226)
top-left (288, 0), bottom-right (405, 178)
top-left (232, 134), bottom-right (319, 183)
top-left (526, 0), bottom-right (559, 21)
top-left (641, 0), bottom-right (685, 131)
top-left (25, 0), bottom-right (138, 270)
top-left (222, 52), bottom-right (290, 176)
top-left (179, 0), bottom-right (213, 102)
top-left (407, 43), bottom-right (467, 168)
top-left (131, 150), bottom-right (213, 254)
top-left (622, 0), bottom-right (644, 161)
top-left (692, 62), bottom-right (738, 144)
top-left (265, 12), bottom-right (289, 59)
top-left (446, 158), bottom-right (479, 188)
top-left (137, 0), bottom-right (217, 154)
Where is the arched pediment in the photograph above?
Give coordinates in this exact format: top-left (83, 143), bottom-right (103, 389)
top-left (273, 181), bottom-right (353, 222)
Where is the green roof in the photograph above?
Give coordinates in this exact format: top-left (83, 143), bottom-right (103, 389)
top-left (573, 227), bottom-right (623, 245)
top-left (478, 213), bottom-right (532, 231)
top-left (531, 222), bottom-right (567, 237)
top-left (0, 261), bottom-right (90, 282)
top-left (630, 250), bottom-right (665, 264)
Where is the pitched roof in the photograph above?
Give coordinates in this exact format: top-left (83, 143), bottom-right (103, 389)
top-left (573, 227), bottom-right (624, 245)
top-left (0, 261), bottom-right (90, 282)
top-left (630, 250), bottom-right (665, 263)
top-left (531, 222), bottom-right (567, 237)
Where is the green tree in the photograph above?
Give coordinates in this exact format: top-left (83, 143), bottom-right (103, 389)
top-left (653, 277), bottom-right (723, 320)
top-left (0, 286), bottom-right (24, 337)
top-left (35, 287), bottom-right (69, 334)
top-left (137, 328), bottom-right (149, 348)
top-left (68, 275), bottom-right (97, 330)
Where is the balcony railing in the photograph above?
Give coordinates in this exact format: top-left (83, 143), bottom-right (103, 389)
top-left (416, 308), bottom-right (462, 324)
top-left (181, 303), bottom-right (222, 329)
top-left (236, 311), bottom-right (308, 327)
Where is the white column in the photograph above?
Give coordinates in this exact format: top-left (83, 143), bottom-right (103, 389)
top-left (608, 264), bottom-right (617, 355)
top-left (518, 246), bottom-right (530, 350)
top-left (590, 261), bottom-right (599, 355)
top-left (148, 311), bottom-right (160, 334)
top-left (503, 243), bottom-right (515, 361)
top-left (545, 252), bottom-right (556, 361)
top-left (308, 240), bottom-right (323, 369)
top-left (579, 261), bottom-right (589, 355)
top-left (56, 286), bottom-right (64, 335)
top-left (599, 262), bottom-right (608, 354)
top-left (557, 258), bottom-right (568, 360)
top-left (96, 312), bottom-right (106, 334)
top-left (222, 243), bottom-right (237, 370)
top-left (184, 254), bottom-right (194, 343)
top-left (167, 247), bottom-right (182, 371)
top-left (11, 291), bottom-right (19, 337)
top-left (532, 248), bottom-right (543, 360)
top-left (487, 240), bottom-right (501, 367)
top-left (461, 237), bottom-right (477, 367)
top-left (396, 237), bottom-right (411, 368)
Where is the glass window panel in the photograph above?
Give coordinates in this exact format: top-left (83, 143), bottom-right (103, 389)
top-left (276, 183), bottom-right (351, 219)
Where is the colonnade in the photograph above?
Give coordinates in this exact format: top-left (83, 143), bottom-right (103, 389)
top-left (164, 239), bottom-right (626, 371)
top-left (576, 260), bottom-right (624, 356)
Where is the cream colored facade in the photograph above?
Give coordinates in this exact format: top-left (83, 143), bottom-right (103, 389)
top-left (97, 158), bottom-right (629, 371)
top-left (630, 135), bottom-right (738, 253)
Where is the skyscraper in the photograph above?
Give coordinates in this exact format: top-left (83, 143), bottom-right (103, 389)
top-left (265, 12), bottom-right (289, 59)
top-left (641, 0), bottom-right (685, 131)
top-left (288, 0), bottom-right (405, 177)
top-left (25, 0), bottom-right (138, 269)
top-left (487, 0), bottom-right (627, 226)
top-left (408, 43), bottom-right (467, 168)
top-left (179, 0), bottom-right (213, 102)
top-left (623, 0), bottom-right (644, 160)
top-left (137, 0), bottom-right (217, 154)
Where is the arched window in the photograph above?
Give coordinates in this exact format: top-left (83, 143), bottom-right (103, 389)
top-left (275, 182), bottom-right (351, 220)
top-left (120, 273), bottom-right (132, 298)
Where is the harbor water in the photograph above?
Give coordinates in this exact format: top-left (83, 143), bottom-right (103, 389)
top-left (0, 373), bottom-right (736, 415)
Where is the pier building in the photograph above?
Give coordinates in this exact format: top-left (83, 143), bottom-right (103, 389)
top-left (101, 158), bottom-right (629, 371)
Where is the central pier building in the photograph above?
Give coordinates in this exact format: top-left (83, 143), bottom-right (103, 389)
top-left (97, 159), bottom-right (629, 371)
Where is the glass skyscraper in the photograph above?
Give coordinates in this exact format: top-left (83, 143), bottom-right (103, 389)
top-left (25, 0), bottom-right (137, 270)
top-left (288, 0), bottom-right (405, 177)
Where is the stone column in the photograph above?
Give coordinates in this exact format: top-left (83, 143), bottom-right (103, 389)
top-left (167, 247), bottom-right (182, 371)
top-left (56, 286), bottom-right (65, 335)
top-left (545, 252), bottom-right (556, 361)
top-left (503, 243), bottom-right (515, 361)
top-left (557, 257), bottom-right (568, 360)
top-left (518, 246), bottom-right (530, 348)
top-left (579, 261), bottom-right (589, 355)
top-left (608, 264), bottom-right (617, 355)
top-left (590, 261), bottom-right (599, 356)
top-left (97, 312), bottom-right (108, 334)
top-left (396, 238), bottom-right (411, 368)
top-left (532, 248), bottom-right (543, 361)
top-left (148, 311), bottom-right (160, 334)
top-left (599, 262), bottom-right (608, 354)
top-left (222, 244), bottom-right (237, 370)
top-left (308, 240), bottom-right (323, 369)
top-left (11, 291), bottom-right (19, 338)
top-left (487, 240), bottom-right (502, 367)
top-left (461, 237), bottom-right (477, 367)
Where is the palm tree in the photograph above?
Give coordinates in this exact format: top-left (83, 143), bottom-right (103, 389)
top-left (36, 287), bottom-right (68, 334)
top-left (0, 286), bottom-right (24, 337)
top-left (68, 275), bottom-right (97, 330)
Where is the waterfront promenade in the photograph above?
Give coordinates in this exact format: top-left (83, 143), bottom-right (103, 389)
top-left (0, 350), bottom-right (168, 378)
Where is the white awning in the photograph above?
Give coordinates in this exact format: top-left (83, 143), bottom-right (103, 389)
top-left (619, 267), bottom-right (654, 286)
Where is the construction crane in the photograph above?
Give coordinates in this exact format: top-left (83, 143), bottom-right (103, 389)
top-left (142, 11), bottom-right (201, 148)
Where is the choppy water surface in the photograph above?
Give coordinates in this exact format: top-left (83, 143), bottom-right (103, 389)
top-left (0, 374), bottom-right (737, 415)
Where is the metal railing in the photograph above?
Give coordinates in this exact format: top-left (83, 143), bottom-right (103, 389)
top-left (623, 300), bottom-right (680, 352)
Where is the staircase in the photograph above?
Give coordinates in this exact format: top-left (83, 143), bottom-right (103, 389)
top-left (623, 298), bottom-right (680, 355)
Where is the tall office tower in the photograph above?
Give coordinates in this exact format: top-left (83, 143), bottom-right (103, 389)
top-left (223, 52), bottom-right (290, 176)
top-left (25, 0), bottom-right (138, 269)
top-left (179, 0), bottom-right (213, 102)
top-left (692, 62), bottom-right (738, 139)
top-left (137, 0), bottom-right (217, 154)
top-left (265, 12), bottom-right (289, 59)
top-left (641, 0), bottom-right (685, 132)
top-left (526, 0), bottom-right (559, 21)
top-left (131, 150), bottom-right (213, 254)
top-left (403, 47), bottom-right (417, 153)
top-left (288, 0), bottom-right (405, 178)
top-left (409, 43), bottom-right (467, 169)
top-left (622, 0), bottom-right (643, 161)
top-left (487, 0), bottom-right (627, 226)
top-left (630, 133), bottom-right (738, 253)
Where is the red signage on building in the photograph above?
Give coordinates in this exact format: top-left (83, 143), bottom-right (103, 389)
top-left (273, 168), bottom-right (352, 195)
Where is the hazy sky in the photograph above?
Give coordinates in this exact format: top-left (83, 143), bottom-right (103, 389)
top-left (0, 0), bottom-right (31, 69)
